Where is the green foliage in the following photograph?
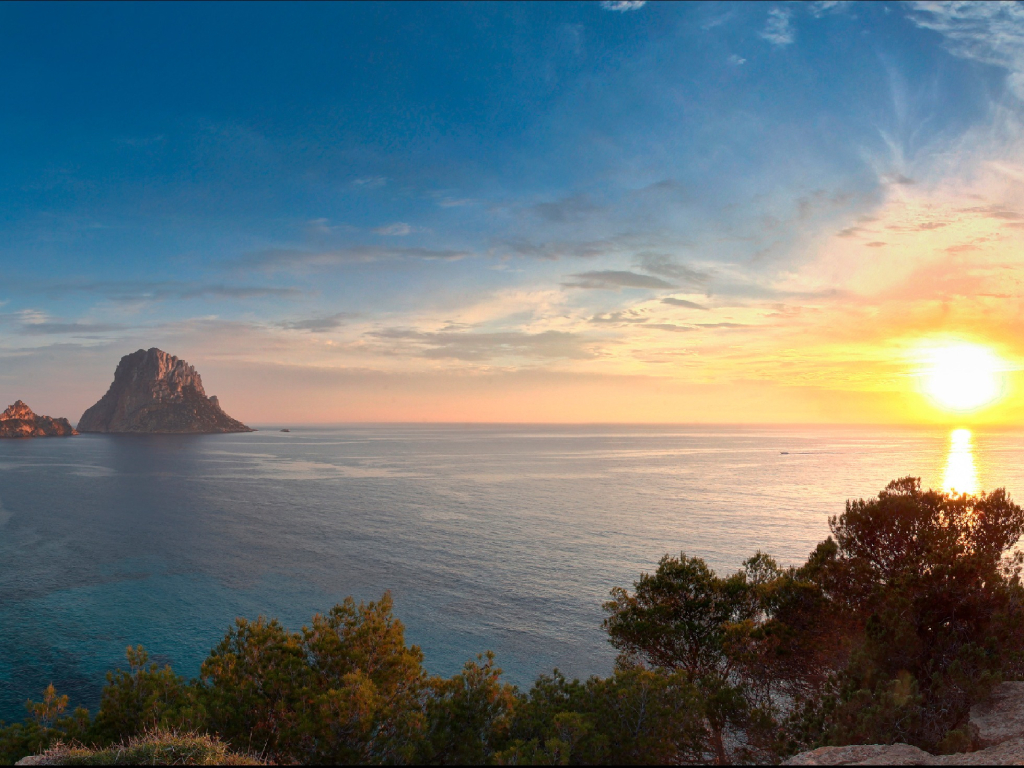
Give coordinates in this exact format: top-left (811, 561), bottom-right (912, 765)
top-left (417, 652), bottom-right (519, 764)
top-left (0, 685), bottom-right (90, 765)
top-left (197, 591), bottom-right (428, 764)
top-left (799, 477), bottom-right (1024, 752)
top-left (89, 646), bottom-right (191, 745)
top-left (500, 667), bottom-right (710, 765)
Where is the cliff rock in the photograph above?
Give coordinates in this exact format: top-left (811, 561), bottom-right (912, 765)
top-left (78, 348), bottom-right (253, 434)
top-left (0, 401), bottom-right (77, 438)
top-left (785, 682), bottom-right (1024, 765)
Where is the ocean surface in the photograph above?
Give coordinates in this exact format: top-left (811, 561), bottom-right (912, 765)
top-left (0, 424), bottom-right (1020, 723)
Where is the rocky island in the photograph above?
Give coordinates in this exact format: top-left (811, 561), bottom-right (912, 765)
top-left (78, 348), bottom-right (253, 434)
top-left (0, 401), bottom-right (77, 438)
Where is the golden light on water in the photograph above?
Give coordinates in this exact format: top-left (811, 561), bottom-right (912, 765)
top-left (943, 428), bottom-right (978, 496)
top-left (918, 342), bottom-right (1007, 413)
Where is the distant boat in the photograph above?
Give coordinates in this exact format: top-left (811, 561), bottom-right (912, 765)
top-left (780, 451), bottom-right (789, 454)
top-left (280, 429), bottom-right (290, 432)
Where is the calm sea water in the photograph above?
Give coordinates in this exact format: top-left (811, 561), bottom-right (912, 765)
top-left (0, 424), bottom-right (1020, 723)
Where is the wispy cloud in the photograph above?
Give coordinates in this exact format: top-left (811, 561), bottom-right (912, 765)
top-left (590, 310), bottom-right (649, 324)
top-left (277, 313), bottom-right (355, 333)
top-left (908, 1), bottom-right (1024, 95)
top-left (635, 253), bottom-right (709, 284)
top-left (0, 311), bottom-right (123, 336)
top-left (529, 193), bottom-right (602, 224)
top-left (600, 1), bottom-right (646, 11)
top-left (242, 246), bottom-right (471, 271)
top-left (368, 328), bottom-right (601, 361)
top-left (494, 232), bottom-right (687, 261)
top-left (760, 7), bottom-right (795, 46)
top-left (372, 222), bottom-right (423, 236)
top-left (662, 297), bottom-right (709, 310)
top-left (29, 281), bottom-right (303, 303)
top-left (351, 176), bottom-right (387, 189)
top-left (562, 270), bottom-right (676, 290)
top-left (808, 1), bottom-right (849, 18)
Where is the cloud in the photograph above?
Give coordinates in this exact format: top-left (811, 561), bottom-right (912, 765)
top-left (372, 222), bottom-right (422, 236)
top-left (590, 310), bottom-right (648, 324)
top-left (437, 197), bottom-right (475, 208)
top-left (702, 10), bottom-right (735, 30)
top-left (493, 232), bottom-right (688, 262)
top-left (662, 297), bottom-right (709, 310)
top-left (242, 246), bottom-right (471, 271)
top-left (0, 311), bottom-right (123, 336)
top-left (760, 7), bottom-right (795, 46)
top-left (351, 176), bottom-right (387, 188)
top-left (529, 193), bottom-right (602, 224)
top-left (29, 281), bottom-right (303, 303)
top-left (277, 313), bottom-right (355, 333)
top-left (647, 323), bottom-right (699, 332)
top-left (18, 322), bottom-right (123, 336)
top-left (368, 328), bottom-right (601, 361)
top-left (562, 270), bottom-right (676, 290)
top-left (908, 1), bottom-right (1024, 96)
top-left (600, 1), bottom-right (646, 11)
top-left (728, 54), bottom-right (747, 66)
top-left (636, 253), bottom-right (709, 284)
top-left (808, 0), bottom-right (849, 18)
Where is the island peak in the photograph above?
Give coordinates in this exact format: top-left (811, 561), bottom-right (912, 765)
top-left (78, 348), bottom-right (254, 434)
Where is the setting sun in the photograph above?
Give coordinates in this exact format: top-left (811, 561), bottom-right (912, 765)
top-left (918, 342), bottom-right (1007, 413)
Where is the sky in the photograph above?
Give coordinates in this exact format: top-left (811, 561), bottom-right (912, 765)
top-left (3, 0), bottom-right (1024, 424)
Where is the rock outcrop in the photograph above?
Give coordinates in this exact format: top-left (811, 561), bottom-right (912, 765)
top-left (78, 348), bottom-right (253, 434)
top-left (785, 682), bottom-right (1024, 765)
top-left (0, 401), bottom-right (77, 438)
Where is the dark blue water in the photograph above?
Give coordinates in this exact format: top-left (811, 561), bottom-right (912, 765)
top-left (1, 424), bottom-right (1020, 723)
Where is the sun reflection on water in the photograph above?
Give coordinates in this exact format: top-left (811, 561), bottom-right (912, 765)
top-left (943, 428), bottom-right (978, 496)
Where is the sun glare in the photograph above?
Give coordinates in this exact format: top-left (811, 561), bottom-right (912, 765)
top-left (943, 428), bottom-right (978, 495)
top-left (918, 342), bottom-right (1007, 413)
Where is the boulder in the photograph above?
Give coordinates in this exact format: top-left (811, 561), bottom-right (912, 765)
top-left (969, 681), bottom-right (1024, 749)
top-left (784, 744), bottom-right (935, 765)
top-left (786, 682), bottom-right (1024, 766)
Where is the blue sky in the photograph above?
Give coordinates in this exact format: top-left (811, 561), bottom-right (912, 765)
top-left (3, 1), bottom-right (1024, 423)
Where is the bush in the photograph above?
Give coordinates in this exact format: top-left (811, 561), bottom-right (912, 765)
top-left (29, 731), bottom-right (264, 765)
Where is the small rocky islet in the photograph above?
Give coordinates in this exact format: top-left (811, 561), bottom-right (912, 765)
top-left (0, 400), bottom-right (77, 438)
top-left (0, 348), bottom-right (252, 438)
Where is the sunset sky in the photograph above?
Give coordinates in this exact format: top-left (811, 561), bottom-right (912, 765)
top-left (3, 1), bottom-right (1024, 424)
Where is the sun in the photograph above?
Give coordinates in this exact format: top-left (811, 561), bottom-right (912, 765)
top-left (918, 341), bottom-right (1007, 413)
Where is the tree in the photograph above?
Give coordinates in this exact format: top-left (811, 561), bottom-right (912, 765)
top-left (802, 477), bottom-right (1024, 751)
top-left (602, 554), bottom-right (772, 763)
top-left (0, 684), bottom-right (90, 765)
top-left (417, 652), bottom-right (519, 764)
top-left (89, 645), bottom-right (190, 745)
top-left (197, 592), bottom-right (430, 764)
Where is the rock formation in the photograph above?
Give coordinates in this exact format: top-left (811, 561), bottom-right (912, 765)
top-left (785, 682), bottom-right (1024, 765)
top-left (0, 401), bottom-right (77, 438)
top-left (78, 348), bottom-right (253, 434)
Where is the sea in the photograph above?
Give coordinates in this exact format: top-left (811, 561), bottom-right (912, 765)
top-left (0, 424), bottom-right (1018, 723)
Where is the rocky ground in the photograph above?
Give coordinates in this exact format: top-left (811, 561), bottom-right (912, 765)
top-left (786, 681), bottom-right (1024, 765)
